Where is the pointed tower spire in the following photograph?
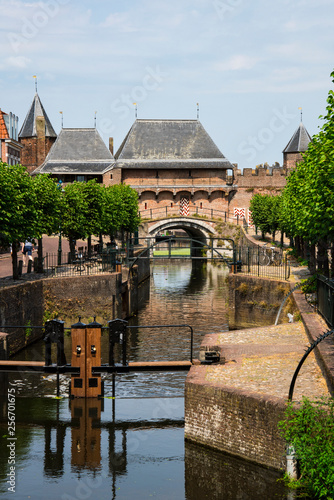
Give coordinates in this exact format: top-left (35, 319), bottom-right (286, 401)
top-left (283, 119), bottom-right (312, 171)
top-left (19, 92), bottom-right (57, 173)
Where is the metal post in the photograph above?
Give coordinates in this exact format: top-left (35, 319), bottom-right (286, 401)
top-left (237, 214), bottom-right (239, 226)
top-left (169, 237), bottom-right (172, 258)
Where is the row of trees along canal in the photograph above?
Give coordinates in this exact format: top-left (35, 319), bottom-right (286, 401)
top-left (250, 69), bottom-right (334, 277)
top-left (0, 167), bottom-right (140, 279)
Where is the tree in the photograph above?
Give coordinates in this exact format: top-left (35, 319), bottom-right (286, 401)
top-left (0, 162), bottom-right (38, 279)
top-left (281, 69), bottom-right (334, 274)
top-left (32, 174), bottom-right (62, 272)
top-left (81, 180), bottom-right (104, 257)
top-left (249, 193), bottom-right (280, 239)
top-left (102, 184), bottom-right (140, 242)
top-left (61, 181), bottom-right (90, 257)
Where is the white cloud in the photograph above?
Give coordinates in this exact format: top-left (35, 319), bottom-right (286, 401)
top-left (214, 55), bottom-right (260, 72)
top-left (5, 56), bottom-right (31, 68)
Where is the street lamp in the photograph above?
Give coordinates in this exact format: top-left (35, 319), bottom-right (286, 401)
top-left (57, 180), bottom-right (64, 266)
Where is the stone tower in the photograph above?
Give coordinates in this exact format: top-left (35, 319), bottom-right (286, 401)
top-left (283, 121), bottom-right (312, 171)
top-left (19, 93), bottom-right (57, 173)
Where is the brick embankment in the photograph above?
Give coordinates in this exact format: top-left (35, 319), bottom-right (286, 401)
top-left (185, 277), bottom-right (333, 470)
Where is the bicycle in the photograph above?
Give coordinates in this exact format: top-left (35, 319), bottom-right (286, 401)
top-left (259, 245), bottom-right (282, 266)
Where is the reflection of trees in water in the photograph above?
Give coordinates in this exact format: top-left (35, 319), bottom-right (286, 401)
top-left (185, 441), bottom-right (287, 500)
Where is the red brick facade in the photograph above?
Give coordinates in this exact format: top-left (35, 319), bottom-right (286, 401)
top-left (20, 133), bottom-right (56, 173)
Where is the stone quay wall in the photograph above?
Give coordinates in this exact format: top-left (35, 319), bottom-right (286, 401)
top-left (185, 373), bottom-right (287, 470)
top-left (0, 256), bottom-right (150, 356)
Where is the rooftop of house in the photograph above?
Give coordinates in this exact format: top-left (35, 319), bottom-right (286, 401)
top-left (115, 119), bottom-right (234, 169)
top-left (33, 128), bottom-right (115, 175)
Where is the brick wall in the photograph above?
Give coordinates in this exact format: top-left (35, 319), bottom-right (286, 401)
top-left (19, 136), bottom-right (55, 173)
top-left (185, 368), bottom-right (287, 470)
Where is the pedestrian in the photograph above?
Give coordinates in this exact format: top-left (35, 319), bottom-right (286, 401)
top-left (22, 240), bottom-right (34, 266)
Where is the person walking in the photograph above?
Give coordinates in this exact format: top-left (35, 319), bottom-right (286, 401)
top-left (22, 240), bottom-right (34, 266)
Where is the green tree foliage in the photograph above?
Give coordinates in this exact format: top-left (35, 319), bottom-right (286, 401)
top-left (279, 397), bottom-right (334, 499)
top-left (281, 70), bottom-right (334, 273)
top-left (249, 193), bottom-right (281, 239)
top-left (0, 162), bottom-right (38, 278)
top-left (61, 181), bottom-right (90, 256)
top-left (32, 174), bottom-right (62, 271)
top-left (102, 184), bottom-right (140, 239)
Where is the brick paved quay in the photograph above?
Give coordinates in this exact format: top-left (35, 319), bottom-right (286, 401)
top-left (201, 321), bottom-right (330, 402)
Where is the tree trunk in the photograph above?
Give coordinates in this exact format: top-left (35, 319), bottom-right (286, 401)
top-left (37, 237), bottom-right (44, 273)
top-left (99, 233), bottom-right (103, 253)
top-left (12, 240), bottom-right (19, 280)
top-left (317, 238), bottom-right (329, 276)
top-left (309, 243), bottom-right (316, 274)
top-left (69, 238), bottom-right (76, 261)
top-left (87, 235), bottom-right (91, 258)
top-left (295, 236), bottom-right (302, 258)
top-left (331, 242), bottom-right (334, 278)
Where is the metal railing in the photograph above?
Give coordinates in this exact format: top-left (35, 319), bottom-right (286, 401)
top-left (236, 245), bottom-right (290, 280)
top-left (317, 275), bottom-right (334, 327)
top-left (43, 250), bottom-right (120, 277)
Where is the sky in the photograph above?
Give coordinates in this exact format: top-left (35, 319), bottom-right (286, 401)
top-left (1, 0), bottom-right (334, 169)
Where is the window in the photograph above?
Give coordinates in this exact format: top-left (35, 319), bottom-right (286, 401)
top-left (76, 175), bottom-right (85, 182)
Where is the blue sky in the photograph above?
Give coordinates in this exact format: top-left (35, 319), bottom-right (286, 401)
top-left (1, 0), bottom-right (333, 169)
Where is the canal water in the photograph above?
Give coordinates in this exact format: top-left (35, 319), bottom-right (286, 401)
top-left (0, 262), bottom-right (290, 499)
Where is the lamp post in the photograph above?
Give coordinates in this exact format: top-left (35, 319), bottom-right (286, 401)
top-left (57, 180), bottom-right (63, 266)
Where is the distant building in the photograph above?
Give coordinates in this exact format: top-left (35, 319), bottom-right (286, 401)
top-left (19, 92), bottom-right (57, 173)
top-left (0, 109), bottom-right (22, 165)
top-left (283, 121), bottom-right (312, 171)
top-left (114, 119), bottom-right (235, 213)
top-left (33, 128), bottom-right (115, 184)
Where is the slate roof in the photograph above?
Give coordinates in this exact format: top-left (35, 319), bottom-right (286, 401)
top-left (34, 128), bottom-right (115, 175)
top-left (115, 119), bottom-right (234, 169)
top-left (19, 93), bottom-right (57, 138)
top-left (283, 122), bottom-right (312, 154)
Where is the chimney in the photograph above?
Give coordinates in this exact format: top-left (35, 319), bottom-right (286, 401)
top-left (109, 137), bottom-right (114, 155)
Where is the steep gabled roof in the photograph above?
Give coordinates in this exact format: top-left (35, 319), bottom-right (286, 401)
top-left (115, 119), bottom-right (233, 169)
top-left (34, 128), bottom-right (115, 175)
top-left (19, 93), bottom-right (57, 138)
top-left (283, 122), bottom-right (312, 154)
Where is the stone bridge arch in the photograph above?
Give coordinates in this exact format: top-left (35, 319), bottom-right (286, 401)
top-left (147, 217), bottom-right (217, 241)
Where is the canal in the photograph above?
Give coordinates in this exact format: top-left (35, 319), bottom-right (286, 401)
top-left (0, 262), bottom-right (289, 499)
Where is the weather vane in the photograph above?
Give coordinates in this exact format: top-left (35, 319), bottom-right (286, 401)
top-left (59, 111), bottom-right (63, 128)
top-left (298, 107), bottom-right (303, 122)
top-left (94, 111), bottom-right (97, 128)
top-left (133, 102), bottom-right (137, 119)
top-left (197, 103), bottom-right (199, 120)
top-left (33, 75), bottom-right (37, 93)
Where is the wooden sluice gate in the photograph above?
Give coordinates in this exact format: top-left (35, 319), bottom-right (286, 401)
top-left (0, 319), bottom-right (195, 397)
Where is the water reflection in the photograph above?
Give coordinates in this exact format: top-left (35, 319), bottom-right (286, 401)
top-left (0, 397), bottom-right (185, 500)
top-left (185, 441), bottom-right (288, 500)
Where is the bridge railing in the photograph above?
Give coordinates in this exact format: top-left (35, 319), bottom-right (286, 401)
top-left (139, 205), bottom-right (243, 224)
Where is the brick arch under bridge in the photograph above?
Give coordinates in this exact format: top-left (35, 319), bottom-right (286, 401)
top-left (147, 217), bottom-right (217, 242)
